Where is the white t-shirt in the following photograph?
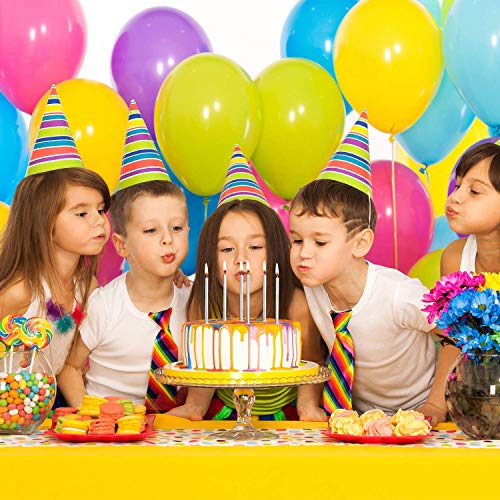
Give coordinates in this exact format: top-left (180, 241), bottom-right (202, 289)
top-left (24, 281), bottom-right (80, 376)
top-left (460, 235), bottom-right (477, 272)
top-left (80, 273), bottom-right (191, 404)
top-left (304, 262), bottom-right (436, 414)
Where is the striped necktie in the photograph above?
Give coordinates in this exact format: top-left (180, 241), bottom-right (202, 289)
top-left (322, 309), bottom-right (355, 415)
top-left (145, 308), bottom-right (178, 413)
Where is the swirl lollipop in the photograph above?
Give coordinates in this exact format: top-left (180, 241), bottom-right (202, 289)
top-left (1, 315), bottom-right (26, 373)
top-left (21, 317), bottom-right (53, 372)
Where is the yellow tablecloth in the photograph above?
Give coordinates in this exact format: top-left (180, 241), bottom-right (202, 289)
top-left (1, 417), bottom-right (498, 500)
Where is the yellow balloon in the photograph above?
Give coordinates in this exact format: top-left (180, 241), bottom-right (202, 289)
top-left (441, 0), bottom-right (455, 25)
top-left (408, 248), bottom-right (444, 290)
top-left (252, 59), bottom-right (345, 200)
top-left (155, 54), bottom-right (261, 197)
top-left (397, 119), bottom-right (488, 215)
top-left (334, 0), bottom-right (443, 135)
top-left (0, 202), bottom-right (9, 234)
top-left (29, 79), bottom-right (129, 191)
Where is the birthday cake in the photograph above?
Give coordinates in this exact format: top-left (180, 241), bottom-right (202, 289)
top-left (178, 319), bottom-right (302, 372)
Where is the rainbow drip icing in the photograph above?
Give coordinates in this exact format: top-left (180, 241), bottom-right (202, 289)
top-left (179, 320), bottom-right (302, 372)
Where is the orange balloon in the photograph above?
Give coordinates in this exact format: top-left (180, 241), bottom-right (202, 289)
top-left (29, 79), bottom-right (129, 191)
top-left (0, 202), bottom-right (9, 234)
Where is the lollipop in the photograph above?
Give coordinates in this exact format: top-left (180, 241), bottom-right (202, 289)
top-left (1, 315), bottom-right (26, 373)
top-left (21, 317), bottom-right (53, 372)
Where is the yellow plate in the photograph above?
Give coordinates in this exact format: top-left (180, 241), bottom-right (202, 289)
top-left (154, 361), bottom-right (330, 388)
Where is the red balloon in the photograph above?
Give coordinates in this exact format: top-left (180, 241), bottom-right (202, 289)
top-left (0, 0), bottom-right (87, 113)
top-left (367, 160), bottom-right (434, 274)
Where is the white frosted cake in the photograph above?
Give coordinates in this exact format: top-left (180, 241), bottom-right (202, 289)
top-left (179, 319), bottom-right (302, 371)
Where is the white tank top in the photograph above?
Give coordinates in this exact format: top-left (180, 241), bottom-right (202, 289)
top-left (24, 281), bottom-right (79, 375)
top-left (459, 235), bottom-right (477, 272)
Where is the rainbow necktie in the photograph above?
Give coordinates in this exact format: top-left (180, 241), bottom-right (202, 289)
top-left (145, 308), bottom-right (178, 413)
top-left (323, 310), bottom-right (355, 414)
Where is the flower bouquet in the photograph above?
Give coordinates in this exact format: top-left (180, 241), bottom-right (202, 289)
top-left (423, 271), bottom-right (500, 439)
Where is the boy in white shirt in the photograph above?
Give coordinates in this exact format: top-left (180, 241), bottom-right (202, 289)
top-left (58, 101), bottom-right (190, 410)
top-left (289, 111), bottom-right (447, 424)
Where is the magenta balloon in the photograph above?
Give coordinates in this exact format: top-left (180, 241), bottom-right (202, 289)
top-left (111, 7), bottom-right (212, 138)
top-left (96, 216), bottom-right (125, 287)
top-left (250, 163), bottom-right (290, 233)
top-left (367, 160), bottom-right (434, 274)
top-left (0, 0), bottom-right (87, 114)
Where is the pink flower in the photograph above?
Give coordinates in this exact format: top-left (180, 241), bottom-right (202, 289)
top-left (422, 272), bottom-right (485, 323)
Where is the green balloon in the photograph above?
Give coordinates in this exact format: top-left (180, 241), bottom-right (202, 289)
top-left (155, 54), bottom-right (261, 197)
top-left (252, 59), bottom-right (345, 200)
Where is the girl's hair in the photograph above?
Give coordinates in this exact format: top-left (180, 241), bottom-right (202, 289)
top-left (188, 199), bottom-right (301, 320)
top-left (0, 168), bottom-right (111, 311)
top-left (456, 142), bottom-right (500, 192)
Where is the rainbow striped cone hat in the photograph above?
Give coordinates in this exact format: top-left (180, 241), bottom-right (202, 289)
top-left (318, 110), bottom-right (372, 197)
top-left (115, 100), bottom-right (171, 192)
top-left (217, 145), bottom-right (269, 207)
top-left (26, 85), bottom-right (84, 176)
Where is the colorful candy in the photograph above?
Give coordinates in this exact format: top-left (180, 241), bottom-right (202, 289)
top-left (0, 370), bottom-right (56, 432)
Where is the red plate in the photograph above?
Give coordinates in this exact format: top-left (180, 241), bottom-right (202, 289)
top-left (323, 429), bottom-right (432, 444)
top-left (45, 414), bottom-right (155, 443)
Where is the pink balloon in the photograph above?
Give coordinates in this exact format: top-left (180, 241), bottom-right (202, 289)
top-left (96, 217), bottom-right (125, 287)
top-left (367, 160), bottom-right (434, 274)
top-left (0, 0), bottom-right (87, 113)
top-left (250, 163), bottom-right (290, 233)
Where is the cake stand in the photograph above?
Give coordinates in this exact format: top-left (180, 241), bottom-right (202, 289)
top-left (154, 361), bottom-right (331, 440)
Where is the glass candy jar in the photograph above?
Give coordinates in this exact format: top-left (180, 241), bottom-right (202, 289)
top-left (445, 353), bottom-right (500, 439)
top-left (0, 349), bottom-right (57, 434)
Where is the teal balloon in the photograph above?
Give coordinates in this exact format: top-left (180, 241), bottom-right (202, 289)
top-left (280, 0), bottom-right (356, 114)
top-left (417, 0), bottom-right (442, 27)
top-left (0, 91), bottom-right (28, 204)
top-left (430, 215), bottom-right (458, 252)
top-left (443, 0), bottom-right (500, 129)
top-left (396, 71), bottom-right (474, 166)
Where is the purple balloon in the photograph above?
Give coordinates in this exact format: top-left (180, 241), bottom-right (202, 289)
top-left (111, 7), bottom-right (212, 139)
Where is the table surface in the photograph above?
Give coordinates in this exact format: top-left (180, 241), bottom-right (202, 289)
top-left (1, 416), bottom-right (499, 500)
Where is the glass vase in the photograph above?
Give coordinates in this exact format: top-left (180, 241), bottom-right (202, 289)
top-left (445, 353), bottom-right (500, 439)
top-left (0, 349), bottom-right (57, 434)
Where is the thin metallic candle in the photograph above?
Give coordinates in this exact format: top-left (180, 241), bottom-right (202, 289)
top-left (246, 261), bottom-right (251, 324)
top-left (262, 261), bottom-right (267, 321)
top-left (204, 263), bottom-right (209, 324)
top-left (275, 263), bottom-right (279, 324)
top-left (239, 261), bottom-right (244, 321)
top-left (222, 260), bottom-right (227, 321)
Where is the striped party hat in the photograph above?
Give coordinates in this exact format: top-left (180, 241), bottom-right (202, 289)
top-left (115, 100), bottom-right (171, 192)
top-left (26, 85), bottom-right (84, 177)
top-left (217, 145), bottom-right (269, 207)
top-left (318, 110), bottom-right (371, 197)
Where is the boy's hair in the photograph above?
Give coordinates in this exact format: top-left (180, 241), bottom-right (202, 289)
top-left (110, 180), bottom-right (186, 236)
top-left (187, 199), bottom-right (301, 320)
top-left (0, 168), bottom-right (111, 310)
top-left (455, 142), bottom-right (500, 192)
top-left (291, 179), bottom-right (377, 238)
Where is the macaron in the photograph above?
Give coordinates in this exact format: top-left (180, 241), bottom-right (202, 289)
top-left (116, 399), bottom-right (134, 416)
top-left (79, 395), bottom-right (108, 417)
top-left (116, 415), bottom-right (142, 434)
top-left (60, 418), bottom-right (90, 435)
top-left (89, 417), bottom-right (115, 435)
top-left (100, 402), bottom-right (124, 421)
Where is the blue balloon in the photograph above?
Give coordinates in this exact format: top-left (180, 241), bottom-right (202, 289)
top-left (155, 142), bottom-right (219, 275)
top-left (429, 215), bottom-right (458, 252)
top-left (396, 71), bottom-right (474, 166)
top-left (417, 0), bottom-right (442, 27)
top-left (280, 0), bottom-right (356, 115)
top-left (0, 92), bottom-right (28, 204)
top-left (443, 0), bottom-right (500, 129)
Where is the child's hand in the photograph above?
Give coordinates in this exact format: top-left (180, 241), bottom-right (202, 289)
top-left (415, 401), bottom-right (447, 427)
top-left (297, 405), bottom-right (328, 422)
top-left (173, 268), bottom-right (191, 288)
top-left (167, 403), bottom-right (204, 421)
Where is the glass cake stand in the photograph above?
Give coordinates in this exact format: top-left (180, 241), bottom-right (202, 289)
top-left (154, 361), bottom-right (331, 440)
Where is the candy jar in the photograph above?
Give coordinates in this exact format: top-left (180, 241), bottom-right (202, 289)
top-left (0, 315), bottom-right (56, 435)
